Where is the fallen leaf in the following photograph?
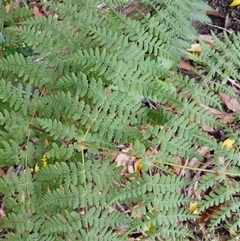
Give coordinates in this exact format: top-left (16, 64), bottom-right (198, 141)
top-left (198, 103), bottom-right (223, 117)
top-left (202, 124), bottom-right (214, 132)
top-left (222, 138), bottom-right (235, 150)
top-left (205, 10), bottom-right (224, 18)
top-left (198, 103), bottom-right (234, 124)
top-left (0, 209), bottom-right (5, 219)
top-left (187, 146), bottom-right (209, 169)
top-left (6, 166), bottom-right (15, 178)
top-left (33, 6), bottom-right (42, 18)
top-left (5, 3), bottom-right (11, 13)
top-left (0, 167), bottom-right (5, 177)
top-left (172, 156), bottom-right (182, 175)
top-left (229, 0), bottom-right (240, 7)
top-left (220, 113), bottom-right (234, 124)
top-left (134, 158), bottom-right (142, 175)
top-left (187, 44), bottom-right (202, 54)
top-left (0, 208), bottom-right (5, 232)
top-left (219, 93), bottom-right (240, 113)
top-left (115, 147), bottom-right (136, 174)
top-left (44, 138), bottom-right (49, 147)
top-left (199, 34), bottom-right (214, 46)
top-left (197, 204), bottom-right (223, 224)
top-left (179, 59), bottom-right (192, 70)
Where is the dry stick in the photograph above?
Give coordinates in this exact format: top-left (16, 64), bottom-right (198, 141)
top-left (233, 17), bottom-right (240, 23)
top-left (201, 21), bottom-right (233, 34)
top-left (228, 78), bottom-right (240, 90)
top-left (83, 142), bottom-right (240, 176)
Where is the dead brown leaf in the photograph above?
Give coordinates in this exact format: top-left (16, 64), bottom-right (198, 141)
top-left (0, 208), bottom-right (5, 232)
top-left (205, 10), bottom-right (224, 18)
top-left (219, 92), bottom-right (240, 113)
top-left (44, 138), bottom-right (49, 147)
top-left (0, 209), bottom-right (5, 219)
top-left (220, 113), bottom-right (234, 124)
top-left (0, 167), bottom-right (5, 177)
top-left (199, 34), bottom-right (214, 46)
top-left (197, 203), bottom-right (223, 224)
top-left (6, 166), bottom-right (15, 178)
top-left (179, 59), bottom-right (192, 70)
top-left (198, 102), bottom-right (222, 117)
top-left (115, 147), bottom-right (136, 174)
top-left (202, 124), bottom-right (214, 132)
top-left (33, 6), bottom-right (42, 18)
top-left (172, 156), bottom-right (182, 175)
top-left (198, 102), bottom-right (234, 124)
top-left (187, 146), bottom-right (209, 169)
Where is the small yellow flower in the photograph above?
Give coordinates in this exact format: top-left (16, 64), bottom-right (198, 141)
top-left (41, 154), bottom-right (48, 167)
top-left (222, 138), bottom-right (235, 151)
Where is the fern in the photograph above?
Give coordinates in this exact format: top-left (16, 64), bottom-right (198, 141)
top-left (1, 0), bottom-right (240, 240)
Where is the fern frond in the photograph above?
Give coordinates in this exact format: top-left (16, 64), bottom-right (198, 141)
top-left (37, 118), bottom-right (77, 141)
top-left (109, 173), bottom-right (190, 204)
top-left (208, 200), bottom-right (240, 230)
top-left (197, 173), bottom-right (225, 191)
top-left (0, 54), bottom-right (52, 86)
top-left (199, 182), bottom-right (240, 211)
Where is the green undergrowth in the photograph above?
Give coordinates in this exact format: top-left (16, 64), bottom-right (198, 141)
top-left (0, 0), bottom-right (240, 240)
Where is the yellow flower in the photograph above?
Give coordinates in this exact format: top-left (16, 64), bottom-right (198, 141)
top-left (41, 154), bottom-right (48, 167)
top-left (222, 138), bottom-right (235, 150)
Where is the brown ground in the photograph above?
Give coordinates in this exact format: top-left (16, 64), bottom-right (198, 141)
top-left (195, 0), bottom-right (240, 33)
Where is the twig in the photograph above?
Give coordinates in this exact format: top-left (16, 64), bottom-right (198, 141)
top-left (116, 202), bottom-right (126, 213)
top-left (233, 17), bottom-right (240, 23)
top-left (200, 21), bottom-right (233, 34)
top-left (228, 78), bottom-right (240, 90)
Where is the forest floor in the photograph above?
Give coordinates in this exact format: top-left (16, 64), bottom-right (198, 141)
top-left (196, 0), bottom-right (240, 34)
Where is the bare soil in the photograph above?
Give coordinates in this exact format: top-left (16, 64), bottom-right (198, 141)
top-left (195, 0), bottom-right (240, 34)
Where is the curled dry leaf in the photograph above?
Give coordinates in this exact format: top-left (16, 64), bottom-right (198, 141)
top-left (219, 92), bottom-right (240, 113)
